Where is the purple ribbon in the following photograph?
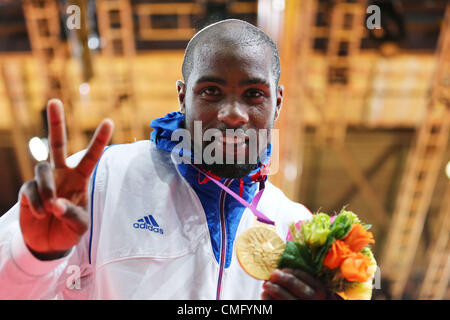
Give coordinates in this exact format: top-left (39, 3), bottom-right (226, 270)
top-left (191, 165), bottom-right (275, 225)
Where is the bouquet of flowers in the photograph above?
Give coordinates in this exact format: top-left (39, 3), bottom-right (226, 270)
top-left (279, 208), bottom-right (377, 300)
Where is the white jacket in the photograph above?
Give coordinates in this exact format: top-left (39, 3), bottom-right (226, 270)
top-left (0, 140), bottom-right (311, 299)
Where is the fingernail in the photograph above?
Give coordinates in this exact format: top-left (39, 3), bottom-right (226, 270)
top-left (54, 198), bottom-right (66, 217)
top-left (271, 269), bottom-right (282, 280)
top-left (304, 286), bottom-right (315, 298)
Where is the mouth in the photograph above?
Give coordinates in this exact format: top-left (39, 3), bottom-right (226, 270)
top-left (218, 135), bottom-right (248, 145)
top-left (200, 132), bottom-right (260, 166)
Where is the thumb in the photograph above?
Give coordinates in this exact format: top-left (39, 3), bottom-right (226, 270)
top-left (53, 198), bottom-right (90, 235)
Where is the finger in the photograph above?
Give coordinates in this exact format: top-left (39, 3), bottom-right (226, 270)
top-left (76, 119), bottom-right (114, 178)
top-left (34, 161), bottom-right (56, 212)
top-left (53, 198), bottom-right (89, 235)
top-left (261, 281), bottom-right (276, 300)
top-left (19, 192), bottom-right (38, 222)
top-left (269, 269), bottom-right (316, 299)
top-left (281, 268), bottom-right (326, 298)
top-left (261, 291), bottom-right (274, 300)
top-left (47, 99), bottom-right (67, 168)
top-left (262, 281), bottom-right (297, 300)
top-left (19, 181), bottom-right (47, 219)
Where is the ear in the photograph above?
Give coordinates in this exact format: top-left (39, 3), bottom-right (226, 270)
top-left (274, 85), bottom-right (283, 121)
top-left (176, 80), bottom-right (186, 113)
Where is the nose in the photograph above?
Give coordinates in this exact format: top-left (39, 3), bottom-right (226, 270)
top-left (217, 101), bottom-right (249, 128)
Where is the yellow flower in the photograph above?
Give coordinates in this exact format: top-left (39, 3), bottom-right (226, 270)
top-left (338, 279), bottom-right (373, 300)
top-left (302, 213), bottom-right (330, 246)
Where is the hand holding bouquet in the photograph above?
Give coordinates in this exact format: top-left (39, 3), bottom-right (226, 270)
top-left (280, 209), bottom-right (377, 300)
top-left (236, 207), bottom-right (377, 300)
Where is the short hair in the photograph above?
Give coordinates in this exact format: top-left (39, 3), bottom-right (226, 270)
top-left (182, 19), bottom-right (281, 86)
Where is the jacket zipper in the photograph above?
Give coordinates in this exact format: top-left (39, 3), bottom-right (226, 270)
top-left (216, 178), bottom-right (233, 300)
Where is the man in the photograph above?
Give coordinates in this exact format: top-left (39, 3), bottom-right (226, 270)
top-left (0, 19), bottom-right (334, 299)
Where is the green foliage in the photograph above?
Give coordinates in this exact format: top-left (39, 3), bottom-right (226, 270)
top-left (279, 235), bottom-right (336, 276)
top-left (278, 241), bottom-right (316, 275)
top-left (313, 234), bottom-right (335, 272)
top-left (329, 214), bottom-right (352, 239)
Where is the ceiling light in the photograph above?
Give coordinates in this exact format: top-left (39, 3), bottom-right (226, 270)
top-left (79, 82), bottom-right (90, 95)
top-left (29, 137), bottom-right (48, 162)
top-left (446, 161), bottom-right (450, 179)
top-left (88, 36), bottom-right (100, 50)
top-left (284, 162), bottom-right (297, 181)
top-left (272, 0), bottom-right (285, 12)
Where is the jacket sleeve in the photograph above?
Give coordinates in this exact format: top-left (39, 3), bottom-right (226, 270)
top-left (0, 203), bottom-right (77, 299)
top-left (0, 150), bottom-right (93, 299)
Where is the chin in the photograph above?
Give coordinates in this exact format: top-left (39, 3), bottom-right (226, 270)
top-left (203, 163), bottom-right (258, 179)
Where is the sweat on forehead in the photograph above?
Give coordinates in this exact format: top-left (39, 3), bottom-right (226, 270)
top-left (182, 19), bottom-right (281, 84)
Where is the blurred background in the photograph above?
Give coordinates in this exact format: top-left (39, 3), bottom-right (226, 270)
top-left (0, 0), bottom-right (449, 300)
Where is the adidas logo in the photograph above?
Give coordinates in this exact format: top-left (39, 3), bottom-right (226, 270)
top-left (133, 215), bottom-right (164, 234)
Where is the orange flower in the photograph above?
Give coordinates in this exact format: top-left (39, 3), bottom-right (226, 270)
top-left (343, 224), bottom-right (375, 252)
top-left (323, 240), bottom-right (353, 270)
top-left (340, 252), bottom-right (372, 282)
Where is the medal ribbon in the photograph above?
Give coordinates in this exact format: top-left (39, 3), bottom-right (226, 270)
top-left (191, 164), bottom-right (275, 225)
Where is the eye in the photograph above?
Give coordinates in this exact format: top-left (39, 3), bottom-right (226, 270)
top-left (245, 89), bottom-right (265, 99)
top-left (201, 87), bottom-right (221, 97)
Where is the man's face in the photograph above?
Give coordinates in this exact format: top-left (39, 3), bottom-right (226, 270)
top-left (177, 42), bottom-right (283, 178)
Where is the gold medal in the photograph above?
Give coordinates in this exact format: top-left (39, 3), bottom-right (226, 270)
top-left (236, 219), bottom-right (285, 280)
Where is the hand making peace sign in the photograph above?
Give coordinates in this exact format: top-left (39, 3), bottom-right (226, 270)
top-left (18, 99), bottom-right (114, 260)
